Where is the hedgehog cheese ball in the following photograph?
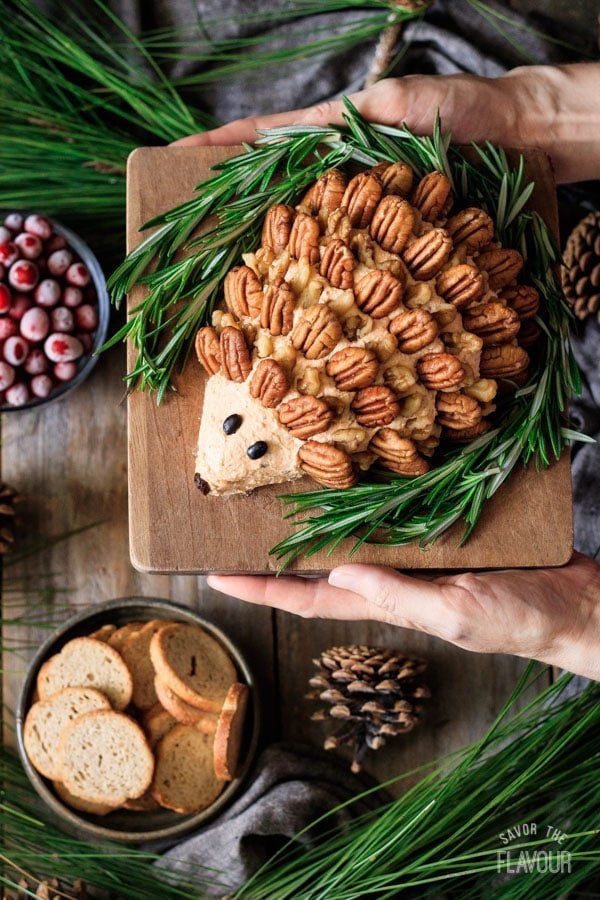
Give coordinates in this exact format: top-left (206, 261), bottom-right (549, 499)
top-left (194, 163), bottom-right (538, 495)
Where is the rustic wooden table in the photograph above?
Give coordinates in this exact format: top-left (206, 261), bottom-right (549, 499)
top-left (2, 344), bottom-right (548, 787)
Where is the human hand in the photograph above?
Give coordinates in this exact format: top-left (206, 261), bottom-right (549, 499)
top-left (175, 63), bottom-right (600, 183)
top-left (208, 553), bottom-right (600, 680)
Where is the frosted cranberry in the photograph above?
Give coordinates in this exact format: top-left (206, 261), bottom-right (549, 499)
top-left (66, 262), bottom-right (90, 287)
top-left (0, 361), bottom-right (15, 390)
top-left (31, 374), bottom-right (54, 398)
top-left (0, 284), bottom-right (11, 314)
top-left (14, 232), bottom-right (43, 260)
top-left (50, 306), bottom-right (74, 333)
top-left (54, 361), bottom-right (78, 382)
top-left (9, 294), bottom-right (32, 321)
top-left (45, 234), bottom-right (67, 253)
top-left (44, 333), bottom-right (83, 363)
top-left (62, 286), bottom-right (83, 308)
top-left (4, 335), bottom-right (29, 365)
top-left (20, 307), bottom-right (50, 342)
top-left (76, 332), bottom-right (93, 353)
top-left (47, 249), bottom-right (73, 277)
top-left (0, 318), bottom-right (18, 340)
top-left (24, 349), bottom-right (48, 375)
top-left (0, 242), bottom-right (19, 267)
top-left (5, 382), bottom-right (29, 406)
top-left (0, 226), bottom-right (12, 243)
top-left (34, 279), bottom-right (61, 308)
top-left (74, 303), bottom-right (98, 332)
top-left (24, 214), bottom-right (52, 240)
top-left (4, 213), bottom-right (23, 232)
top-left (9, 260), bottom-right (38, 292)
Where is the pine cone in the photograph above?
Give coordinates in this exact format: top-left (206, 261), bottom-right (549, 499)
top-left (562, 210), bottom-right (600, 322)
top-left (0, 481), bottom-right (21, 554)
top-left (307, 644), bottom-right (430, 772)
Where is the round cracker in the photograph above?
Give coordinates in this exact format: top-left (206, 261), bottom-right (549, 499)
top-left (120, 620), bottom-right (172, 710)
top-left (151, 725), bottom-right (224, 814)
top-left (36, 638), bottom-right (133, 710)
top-left (53, 780), bottom-right (116, 817)
top-left (89, 624), bottom-right (116, 643)
top-left (213, 682), bottom-right (250, 781)
top-left (142, 701), bottom-right (178, 746)
top-left (154, 677), bottom-right (214, 728)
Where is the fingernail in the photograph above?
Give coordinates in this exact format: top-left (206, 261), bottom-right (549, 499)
top-left (328, 567), bottom-right (354, 589)
top-left (207, 575), bottom-right (223, 591)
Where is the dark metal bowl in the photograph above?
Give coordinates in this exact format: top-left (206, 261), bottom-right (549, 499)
top-left (16, 598), bottom-right (261, 845)
top-left (0, 212), bottom-right (110, 413)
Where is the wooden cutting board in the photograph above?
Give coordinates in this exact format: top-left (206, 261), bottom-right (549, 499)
top-left (127, 145), bottom-right (572, 574)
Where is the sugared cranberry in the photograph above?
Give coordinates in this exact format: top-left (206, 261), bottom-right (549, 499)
top-left (44, 333), bottom-right (83, 363)
top-left (54, 361), bottom-right (78, 382)
top-left (74, 303), bottom-right (98, 332)
top-left (14, 232), bottom-right (43, 260)
top-left (30, 374), bottom-right (53, 398)
top-left (34, 279), bottom-right (61, 307)
top-left (24, 349), bottom-right (48, 375)
top-left (5, 382), bottom-right (30, 406)
top-left (8, 260), bottom-right (38, 292)
top-left (20, 307), bottom-right (50, 342)
top-left (0, 285), bottom-right (11, 315)
top-left (4, 213), bottom-right (23, 232)
top-left (47, 249), bottom-right (72, 277)
top-left (4, 335), bottom-right (29, 365)
top-left (62, 286), bottom-right (83, 308)
top-left (0, 361), bottom-right (15, 390)
top-left (0, 318), bottom-right (18, 340)
top-left (9, 294), bottom-right (32, 321)
top-left (45, 234), bottom-right (67, 253)
top-left (24, 214), bottom-right (52, 240)
top-left (50, 307), bottom-right (74, 333)
top-left (0, 242), bottom-right (19, 267)
top-left (66, 262), bottom-right (90, 287)
top-left (76, 332), bottom-right (93, 353)
top-left (0, 226), bottom-right (12, 243)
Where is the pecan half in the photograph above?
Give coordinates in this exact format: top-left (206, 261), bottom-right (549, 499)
top-left (260, 278), bottom-right (295, 336)
top-left (463, 302), bottom-right (520, 346)
top-left (224, 265), bottom-right (263, 319)
top-left (477, 248), bottom-right (524, 291)
top-left (292, 304), bottom-right (342, 360)
top-left (411, 172), bottom-right (453, 222)
top-left (262, 204), bottom-right (295, 254)
top-left (298, 440), bottom-right (357, 489)
top-left (480, 344), bottom-right (529, 378)
top-left (445, 420), bottom-right (491, 442)
top-left (249, 358), bottom-right (289, 408)
top-left (371, 161), bottom-right (414, 197)
top-left (288, 212), bottom-right (320, 265)
top-left (370, 196), bottom-right (415, 254)
top-left (446, 208), bottom-right (494, 252)
top-left (403, 229), bottom-right (453, 280)
top-left (341, 171), bottom-right (383, 228)
top-left (369, 429), bottom-right (430, 476)
top-left (417, 352), bottom-right (466, 391)
top-left (435, 392), bottom-right (482, 429)
top-left (320, 239), bottom-right (355, 289)
top-left (278, 395), bottom-right (335, 439)
top-left (326, 346), bottom-right (379, 391)
top-left (195, 326), bottom-right (221, 376)
top-left (389, 309), bottom-right (439, 353)
top-left (220, 326), bottom-right (252, 382)
top-left (351, 385), bottom-right (400, 427)
top-left (355, 269), bottom-right (404, 318)
top-left (518, 319), bottom-right (541, 349)
top-left (436, 264), bottom-right (484, 309)
top-left (501, 284), bottom-right (540, 320)
top-left (301, 169), bottom-right (347, 217)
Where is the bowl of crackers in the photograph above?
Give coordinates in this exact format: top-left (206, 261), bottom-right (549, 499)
top-left (16, 598), bottom-right (260, 843)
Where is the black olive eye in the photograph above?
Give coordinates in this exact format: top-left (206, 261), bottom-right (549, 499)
top-left (223, 414), bottom-right (242, 434)
top-left (247, 441), bottom-right (268, 460)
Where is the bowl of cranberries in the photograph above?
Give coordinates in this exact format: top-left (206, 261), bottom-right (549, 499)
top-left (0, 211), bottom-right (109, 410)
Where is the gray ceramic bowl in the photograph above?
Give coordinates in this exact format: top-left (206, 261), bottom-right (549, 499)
top-left (16, 598), bottom-right (260, 845)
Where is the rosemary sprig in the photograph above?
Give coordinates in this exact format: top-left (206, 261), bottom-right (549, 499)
top-left (109, 98), bottom-right (585, 559)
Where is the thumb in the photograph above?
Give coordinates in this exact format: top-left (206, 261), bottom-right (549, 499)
top-left (329, 564), bottom-right (448, 633)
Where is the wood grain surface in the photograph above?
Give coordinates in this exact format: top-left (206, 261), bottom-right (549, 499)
top-left (127, 145), bottom-right (573, 574)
